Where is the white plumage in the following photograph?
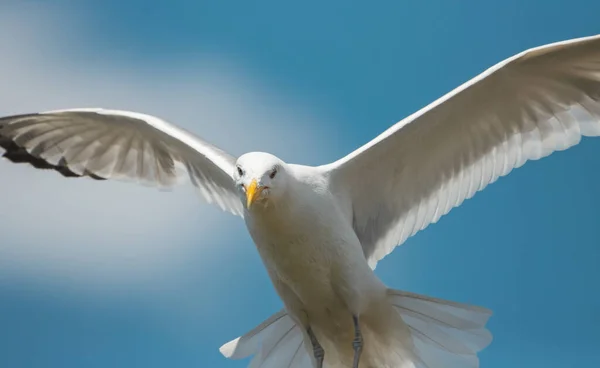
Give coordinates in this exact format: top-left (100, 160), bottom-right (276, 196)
top-left (2, 34), bottom-right (600, 367)
top-left (0, 108), bottom-right (243, 215)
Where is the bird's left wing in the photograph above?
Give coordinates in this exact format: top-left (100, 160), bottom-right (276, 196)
top-left (321, 34), bottom-right (600, 268)
top-left (0, 108), bottom-right (243, 216)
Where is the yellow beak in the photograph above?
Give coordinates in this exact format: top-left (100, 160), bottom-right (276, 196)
top-left (246, 179), bottom-right (264, 209)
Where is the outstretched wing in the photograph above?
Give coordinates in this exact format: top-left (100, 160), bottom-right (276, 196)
top-left (322, 34), bottom-right (600, 268)
top-left (0, 108), bottom-right (243, 215)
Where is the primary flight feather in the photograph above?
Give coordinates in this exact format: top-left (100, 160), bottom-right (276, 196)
top-left (2, 34), bottom-right (600, 368)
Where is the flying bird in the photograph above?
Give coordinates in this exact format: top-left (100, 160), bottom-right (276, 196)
top-left (2, 34), bottom-right (600, 368)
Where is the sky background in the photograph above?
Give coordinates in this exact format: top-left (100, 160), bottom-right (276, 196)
top-left (0, 1), bottom-right (599, 367)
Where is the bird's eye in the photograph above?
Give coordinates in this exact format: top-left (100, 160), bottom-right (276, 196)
top-left (237, 166), bottom-right (244, 176)
top-left (269, 168), bottom-right (277, 179)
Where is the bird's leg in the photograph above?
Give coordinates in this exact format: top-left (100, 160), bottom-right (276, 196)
top-left (352, 315), bottom-right (363, 368)
top-left (307, 327), bottom-right (325, 368)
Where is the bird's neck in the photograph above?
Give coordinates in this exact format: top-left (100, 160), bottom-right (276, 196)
top-left (246, 179), bottom-right (306, 228)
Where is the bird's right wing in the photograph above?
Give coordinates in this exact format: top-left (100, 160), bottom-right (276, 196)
top-left (321, 34), bottom-right (600, 268)
top-left (0, 108), bottom-right (243, 216)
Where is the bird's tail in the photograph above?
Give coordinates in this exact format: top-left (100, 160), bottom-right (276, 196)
top-left (220, 309), bottom-right (314, 367)
top-left (382, 288), bottom-right (493, 368)
top-left (219, 290), bottom-right (493, 368)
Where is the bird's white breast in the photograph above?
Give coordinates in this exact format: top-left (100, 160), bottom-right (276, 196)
top-left (244, 171), bottom-right (381, 315)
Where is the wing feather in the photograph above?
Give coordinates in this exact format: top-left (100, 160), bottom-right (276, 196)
top-left (0, 108), bottom-right (243, 216)
top-left (322, 34), bottom-right (600, 268)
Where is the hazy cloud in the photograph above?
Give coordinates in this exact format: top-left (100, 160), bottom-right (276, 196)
top-left (0, 3), bottom-right (334, 293)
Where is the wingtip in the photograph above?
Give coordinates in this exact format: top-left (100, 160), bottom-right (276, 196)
top-left (219, 337), bottom-right (240, 358)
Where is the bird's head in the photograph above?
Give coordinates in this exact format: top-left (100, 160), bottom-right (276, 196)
top-left (235, 152), bottom-right (288, 210)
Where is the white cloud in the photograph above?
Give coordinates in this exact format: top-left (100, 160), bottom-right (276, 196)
top-left (0, 3), bottom-right (334, 293)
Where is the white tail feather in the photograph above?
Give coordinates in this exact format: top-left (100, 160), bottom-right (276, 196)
top-left (388, 289), bottom-right (493, 368)
top-left (220, 291), bottom-right (493, 368)
top-left (220, 309), bottom-right (312, 368)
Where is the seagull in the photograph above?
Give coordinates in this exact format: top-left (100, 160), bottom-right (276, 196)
top-left (1, 34), bottom-right (600, 368)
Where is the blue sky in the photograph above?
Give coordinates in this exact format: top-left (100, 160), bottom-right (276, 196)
top-left (0, 1), bottom-right (599, 367)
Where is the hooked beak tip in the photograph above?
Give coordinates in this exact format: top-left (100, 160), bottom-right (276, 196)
top-left (246, 179), bottom-right (262, 209)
